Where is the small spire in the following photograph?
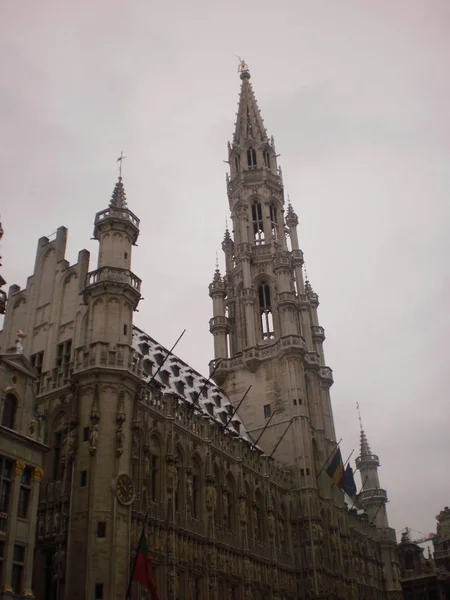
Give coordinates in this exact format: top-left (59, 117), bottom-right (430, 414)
top-left (285, 194), bottom-right (299, 225)
top-left (357, 403), bottom-right (372, 457)
top-left (212, 254), bottom-right (222, 283)
top-left (304, 265), bottom-right (314, 294)
top-left (233, 60), bottom-right (268, 145)
top-left (109, 177), bottom-right (128, 209)
top-left (224, 220), bottom-right (231, 242)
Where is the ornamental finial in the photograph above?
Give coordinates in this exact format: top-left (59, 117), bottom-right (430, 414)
top-left (237, 56), bottom-right (250, 78)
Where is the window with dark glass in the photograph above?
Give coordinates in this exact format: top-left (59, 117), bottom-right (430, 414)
top-left (270, 204), bottom-right (278, 241)
top-left (258, 282), bottom-right (274, 339)
top-left (31, 351), bottom-right (44, 377)
top-left (83, 426), bottom-right (90, 442)
top-left (252, 201), bottom-right (265, 245)
top-left (95, 583), bottom-right (104, 600)
top-left (150, 453), bottom-right (160, 502)
top-left (234, 153), bottom-right (240, 173)
top-left (1, 394), bottom-right (17, 429)
top-left (263, 149), bottom-right (271, 169)
top-left (18, 467), bottom-right (32, 519)
top-left (0, 458), bottom-right (13, 513)
top-left (80, 471), bottom-right (87, 487)
top-left (247, 147), bottom-right (257, 167)
top-left (56, 340), bottom-right (72, 369)
top-left (12, 545), bottom-right (25, 594)
top-left (97, 522), bottom-right (106, 538)
top-left (263, 404), bottom-right (272, 419)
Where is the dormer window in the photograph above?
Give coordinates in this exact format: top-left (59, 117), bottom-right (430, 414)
top-left (263, 149), bottom-right (271, 169)
top-left (247, 148), bottom-right (257, 167)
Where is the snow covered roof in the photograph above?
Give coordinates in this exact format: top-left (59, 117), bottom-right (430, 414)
top-left (132, 326), bottom-right (254, 445)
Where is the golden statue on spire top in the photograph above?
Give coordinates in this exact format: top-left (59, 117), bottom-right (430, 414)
top-left (237, 56), bottom-right (249, 74)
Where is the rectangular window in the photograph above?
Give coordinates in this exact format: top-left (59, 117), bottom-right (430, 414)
top-left (0, 458), bottom-right (13, 513)
top-left (97, 522), bottom-right (106, 538)
top-left (80, 471), bottom-right (87, 487)
top-left (263, 404), bottom-right (272, 419)
top-left (83, 427), bottom-right (90, 442)
top-left (124, 252), bottom-right (128, 260)
top-left (18, 467), bottom-right (32, 519)
top-left (53, 432), bottom-right (62, 480)
top-left (56, 340), bottom-right (72, 369)
top-left (293, 399), bottom-right (297, 405)
top-left (123, 324), bottom-right (127, 335)
top-left (12, 545), bottom-right (25, 594)
top-left (31, 351), bottom-right (44, 376)
top-left (95, 583), bottom-right (103, 600)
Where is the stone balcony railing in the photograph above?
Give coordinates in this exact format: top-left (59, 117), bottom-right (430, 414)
top-left (311, 325), bottom-right (325, 341)
top-left (86, 267), bottom-right (141, 293)
top-left (73, 342), bottom-right (143, 377)
top-left (358, 488), bottom-right (387, 505)
top-left (227, 167), bottom-right (281, 194)
top-left (95, 206), bottom-right (140, 229)
top-left (290, 248), bottom-right (304, 264)
top-left (209, 316), bottom-right (230, 333)
top-left (319, 366), bottom-right (334, 385)
top-left (37, 364), bottom-right (73, 396)
top-left (355, 454), bottom-right (380, 470)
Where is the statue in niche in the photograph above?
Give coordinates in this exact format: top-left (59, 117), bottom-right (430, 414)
top-left (116, 426), bottom-right (124, 456)
top-left (186, 475), bottom-right (193, 504)
top-left (239, 497), bottom-right (247, 523)
top-left (206, 484), bottom-right (216, 511)
top-left (143, 455), bottom-right (150, 481)
top-left (267, 512), bottom-right (275, 537)
top-left (89, 423), bottom-right (99, 453)
top-left (167, 463), bottom-right (178, 491)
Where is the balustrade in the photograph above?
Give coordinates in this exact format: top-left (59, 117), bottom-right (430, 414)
top-left (86, 266), bottom-right (141, 292)
top-left (73, 343), bottom-right (143, 377)
top-left (95, 206), bottom-right (140, 229)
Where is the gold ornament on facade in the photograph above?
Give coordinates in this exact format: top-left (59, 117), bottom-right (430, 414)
top-left (34, 467), bottom-right (44, 482)
top-left (15, 460), bottom-right (25, 476)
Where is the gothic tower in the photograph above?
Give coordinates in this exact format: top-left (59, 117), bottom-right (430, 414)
top-left (209, 63), bottom-right (336, 485)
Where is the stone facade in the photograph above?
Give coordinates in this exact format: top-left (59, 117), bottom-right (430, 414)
top-left (0, 349), bottom-right (47, 598)
top-left (0, 65), bottom-right (403, 599)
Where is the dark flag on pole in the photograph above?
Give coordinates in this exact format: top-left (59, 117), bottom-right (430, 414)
top-left (343, 463), bottom-right (357, 497)
top-left (326, 448), bottom-right (345, 489)
top-left (127, 528), bottom-right (159, 600)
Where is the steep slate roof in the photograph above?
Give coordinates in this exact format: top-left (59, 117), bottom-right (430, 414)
top-left (132, 326), bottom-right (254, 445)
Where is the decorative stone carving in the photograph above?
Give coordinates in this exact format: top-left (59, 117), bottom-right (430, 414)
top-left (268, 511), bottom-right (275, 537)
top-left (143, 455), bottom-right (150, 481)
top-left (34, 467), bottom-right (44, 482)
top-left (115, 426), bottom-right (124, 456)
top-left (239, 497), bottom-right (247, 523)
top-left (187, 474), bottom-right (193, 504)
top-left (89, 423), bottom-right (99, 455)
top-left (167, 462), bottom-right (178, 492)
top-left (167, 569), bottom-right (179, 598)
top-left (15, 460), bottom-right (25, 476)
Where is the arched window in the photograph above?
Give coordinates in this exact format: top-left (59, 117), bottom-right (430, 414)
top-left (234, 153), bottom-right (241, 173)
top-left (280, 503), bottom-right (288, 552)
top-left (149, 436), bottom-right (161, 502)
top-left (245, 482), bottom-right (252, 540)
top-left (263, 149), bottom-right (271, 169)
top-left (247, 148), bottom-right (257, 167)
top-left (192, 458), bottom-right (201, 518)
top-left (258, 282), bottom-right (274, 340)
top-left (252, 202), bottom-right (265, 245)
top-left (269, 204), bottom-right (278, 241)
top-left (2, 394), bottom-right (17, 429)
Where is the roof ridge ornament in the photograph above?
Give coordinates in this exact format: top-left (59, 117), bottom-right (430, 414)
top-left (237, 56), bottom-right (250, 78)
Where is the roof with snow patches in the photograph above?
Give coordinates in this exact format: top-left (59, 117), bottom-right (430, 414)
top-left (132, 326), bottom-right (254, 445)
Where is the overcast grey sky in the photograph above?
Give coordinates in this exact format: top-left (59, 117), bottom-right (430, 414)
top-left (1, 0), bottom-right (450, 540)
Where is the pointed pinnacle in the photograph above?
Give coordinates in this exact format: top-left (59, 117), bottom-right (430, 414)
top-left (109, 177), bottom-right (128, 209)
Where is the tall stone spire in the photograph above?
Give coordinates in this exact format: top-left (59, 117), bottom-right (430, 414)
top-left (233, 62), bottom-right (268, 146)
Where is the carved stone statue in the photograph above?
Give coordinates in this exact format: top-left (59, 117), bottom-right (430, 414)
top-left (239, 498), bottom-right (247, 523)
top-left (187, 475), bottom-right (193, 504)
top-left (143, 455), bottom-right (150, 481)
top-left (167, 463), bottom-right (178, 491)
top-left (267, 512), bottom-right (275, 537)
top-left (89, 423), bottom-right (99, 453)
top-left (206, 484), bottom-right (216, 511)
top-left (115, 426), bottom-right (124, 456)
top-left (223, 490), bottom-right (229, 526)
top-left (67, 428), bottom-right (77, 459)
top-left (53, 511), bottom-right (60, 533)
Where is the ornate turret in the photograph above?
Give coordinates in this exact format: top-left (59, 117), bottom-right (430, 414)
top-left (355, 409), bottom-right (389, 529)
top-left (209, 259), bottom-right (229, 374)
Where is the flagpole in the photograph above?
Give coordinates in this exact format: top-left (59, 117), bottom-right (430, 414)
top-left (222, 385), bottom-right (251, 432)
top-left (343, 449), bottom-right (354, 469)
top-left (316, 438), bottom-right (343, 478)
top-left (249, 409), bottom-right (277, 451)
top-left (126, 510), bottom-right (150, 600)
top-left (147, 330), bottom-right (187, 389)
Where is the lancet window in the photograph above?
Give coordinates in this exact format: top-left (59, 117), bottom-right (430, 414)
top-left (258, 282), bottom-right (274, 340)
top-left (263, 149), bottom-right (271, 169)
top-left (149, 437), bottom-right (161, 502)
top-left (270, 204), bottom-right (278, 241)
top-left (252, 201), bottom-right (265, 245)
top-left (247, 147), bottom-right (257, 167)
top-left (234, 153), bottom-right (241, 174)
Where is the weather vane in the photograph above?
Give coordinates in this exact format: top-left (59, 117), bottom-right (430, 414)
top-left (117, 151), bottom-right (126, 178)
top-left (237, 56), bottom-right (249, 74)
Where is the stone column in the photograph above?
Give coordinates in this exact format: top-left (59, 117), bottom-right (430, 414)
top-left (2, 460), bottom-right (25, 594)
top-left (23, 468), bottom-right (44, 597)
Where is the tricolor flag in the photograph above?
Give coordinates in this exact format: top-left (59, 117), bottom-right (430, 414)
top-left (326, 447), bottom-right (345, 489)
top-left (131, 531), bottom-right (159, 600)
